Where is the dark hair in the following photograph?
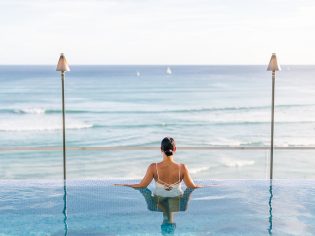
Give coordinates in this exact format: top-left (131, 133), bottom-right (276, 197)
top-left (161, 137), bottom-right (176, 157)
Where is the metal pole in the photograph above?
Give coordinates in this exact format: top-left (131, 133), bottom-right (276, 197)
top-left (61, 72), bottom-right (66, 180)
top-left (270, 71), bottom-right (275, 179)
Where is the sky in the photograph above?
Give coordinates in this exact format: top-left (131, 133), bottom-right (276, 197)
top-left (0, 0), bottom-right (315, 65)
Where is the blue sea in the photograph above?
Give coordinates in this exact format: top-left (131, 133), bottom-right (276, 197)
top-left (0, 65), bottom-right (315, 179)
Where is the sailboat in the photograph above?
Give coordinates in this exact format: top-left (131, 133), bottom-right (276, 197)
top-left (136, 71), bottom-right (141, 77)
top-left (166, 66), bottom-right (172, 75)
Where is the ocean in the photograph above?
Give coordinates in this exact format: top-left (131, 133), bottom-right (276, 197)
top-left (0, 65), bottom-right (315, 179)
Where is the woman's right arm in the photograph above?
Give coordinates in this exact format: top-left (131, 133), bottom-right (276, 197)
top-left (182, 164), bottom-right (202, 188)
top-left (114, 163), bottom-right (154, 188)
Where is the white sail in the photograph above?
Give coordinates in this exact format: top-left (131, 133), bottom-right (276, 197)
top-left (166, 66), bottom-right (172, 75)
top-left (136, 71), bottom-right (141, 77)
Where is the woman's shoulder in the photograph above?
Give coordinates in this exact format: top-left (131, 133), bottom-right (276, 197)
top-left (178, 163), bottom-right (189, 172)
top-left (177, 162), bottom-right (187, 167)
top-left (148, 162), bottom-right (160, 170)
top-left (148, 163), bottom-right (156, 168)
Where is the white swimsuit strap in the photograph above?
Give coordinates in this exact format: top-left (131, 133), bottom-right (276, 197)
top-left (178, 164), bottom-right (181, 182)
top-left (155, 163), bottom-right (160, 180)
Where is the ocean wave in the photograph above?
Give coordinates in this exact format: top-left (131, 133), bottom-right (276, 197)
top-left (13, 108), bottom-right (46, 114)
top-left (91, 120), bottom-right (315, 129)
top-left (1, 119), bottom-right (314, 133)
top-left (0, 117), bottom-right (93, 132)
top-left (166, 104), bottom-right (315, 113)
top-left (0, 124), bottom-right (93, 132)
top-left (221, 159), bottom-right (255, 168)
top-left (238, 141), bottom-right (266, 146)
top-left (1, 103), bottom-right (315, 115)
top-left (189, 167), bottom-right (210, 174)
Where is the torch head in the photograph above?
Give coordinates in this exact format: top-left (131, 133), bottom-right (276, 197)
top-left (56, 53), bottom-right (70, 72)
top-left (267, 53), bottom-right (281, 72)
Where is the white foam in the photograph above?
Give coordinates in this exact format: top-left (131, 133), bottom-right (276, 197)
top-left (190, 167), bottom-right (209, 174)
top-left (14, 108), bottom-right (46, 114)
top-left (208, 137), bottom-right (243, 146)
top-left (181, 108), bottom-right (315, 123)
top-left (0, 116), bottom-right (92, 131)
top-left (221, 158), bottom-right (255, 168)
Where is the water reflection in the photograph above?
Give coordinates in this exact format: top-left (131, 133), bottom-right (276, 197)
top-left (63, 183), bottom-right (68, 236)
top-left (138, 188), bottom-right (194, 235)
top-left (268, 181), bottom-right (273, 235)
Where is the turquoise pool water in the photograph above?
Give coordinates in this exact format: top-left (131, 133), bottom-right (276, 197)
top-left (0, 180), bottom-right (315, 235)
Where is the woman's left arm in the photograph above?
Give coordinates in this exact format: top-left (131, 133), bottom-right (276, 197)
top-left (114, 164), bottom-right (154, 188)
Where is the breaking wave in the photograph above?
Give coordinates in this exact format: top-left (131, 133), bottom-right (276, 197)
top-left (1, 103), bottom-right (315, 115)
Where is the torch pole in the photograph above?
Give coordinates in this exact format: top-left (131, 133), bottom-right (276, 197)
top-left (61, 71), bottom-right (66, 181)
top-left (270, 71), bottom-right (275, 179)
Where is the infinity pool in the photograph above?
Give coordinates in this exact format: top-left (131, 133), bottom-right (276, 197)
top-left (0, 180), bottom-right (315, 235)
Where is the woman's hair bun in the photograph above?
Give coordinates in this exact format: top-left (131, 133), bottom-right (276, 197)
top-left (161, 137), bottom-right (176, 157)
top-left (164, 149), bottom-right (173, 156)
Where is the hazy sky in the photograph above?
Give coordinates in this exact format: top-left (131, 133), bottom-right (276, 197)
top-left (0, 0), bottom-right (314, 64)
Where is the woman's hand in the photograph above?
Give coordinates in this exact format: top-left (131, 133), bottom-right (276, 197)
top-left (113, 183), bottom-right (146, 188)
top-left (113, 184), bottom-right (130, 187)
top-left (192, 184), bottom-right (222, 188)
top-left (194, 184), bottom-right (203, 188)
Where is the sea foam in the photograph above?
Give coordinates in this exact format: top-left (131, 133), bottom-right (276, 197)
top-left (0, 116), bottom-right (92, 131)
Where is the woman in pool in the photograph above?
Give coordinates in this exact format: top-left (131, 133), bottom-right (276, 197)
top-left (116, 137), bottom-right (201, 195)
top-left (138, 187), bottom-right (195, 235)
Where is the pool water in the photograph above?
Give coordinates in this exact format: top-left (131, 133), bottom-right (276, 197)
top-left (0, 180), bottom-right (315, 235)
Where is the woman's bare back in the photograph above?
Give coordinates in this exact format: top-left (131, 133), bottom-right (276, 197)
top-left (154, 162), bottom-right (182, 185)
